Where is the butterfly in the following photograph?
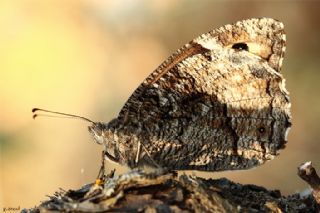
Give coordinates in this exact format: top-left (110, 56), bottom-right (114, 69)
top-left (34, 18), bottom-right (291, 172)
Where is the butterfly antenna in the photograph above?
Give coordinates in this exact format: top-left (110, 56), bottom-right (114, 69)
top-left (32, 108), bottom-right (95, 124)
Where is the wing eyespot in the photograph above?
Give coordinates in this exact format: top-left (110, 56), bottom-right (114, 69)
top-left (257, 126), bottom-right (266, 134)
top-left (232, 43), bottom-right (249, 51)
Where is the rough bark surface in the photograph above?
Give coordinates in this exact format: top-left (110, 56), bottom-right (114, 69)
top-left (23, 169), bottom-right (318, 213)
top-left (298, 161), bottom-right (320, 210)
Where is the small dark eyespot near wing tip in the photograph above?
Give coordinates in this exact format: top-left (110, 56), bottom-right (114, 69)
top-left (32, 108), bottom-right (39, 113)
top-left (232, 43), bottom-right (249, 51)
top-left (32, 114), bottom-right (38, 119)
top-left (258, 127), bottom-right (265, 133)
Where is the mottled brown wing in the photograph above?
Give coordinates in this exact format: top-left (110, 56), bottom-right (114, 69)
top-left (116, 18), bottom-right (291, 171)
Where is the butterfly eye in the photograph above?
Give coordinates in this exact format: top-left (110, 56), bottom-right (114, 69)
top-left (232, 43), bottom-right (249, 51)
top-left (258, 127), bottom-right (266, 134)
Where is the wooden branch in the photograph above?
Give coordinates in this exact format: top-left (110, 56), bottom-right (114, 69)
top-left (298, 161), bottom-right (320, 207)
top-left (22, 168), bottom-right (318, 213)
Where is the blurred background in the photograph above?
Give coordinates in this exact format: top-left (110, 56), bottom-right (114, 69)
top-left (1, 0), bottom-right (320, 208)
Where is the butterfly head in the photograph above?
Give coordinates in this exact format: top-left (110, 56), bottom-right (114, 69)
top-left (88, 120), bottom-right (124, 164)
top-left (88, 122), bottom-right (108, 145)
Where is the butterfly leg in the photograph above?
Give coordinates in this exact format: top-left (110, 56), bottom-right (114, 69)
top-left (84, 151), bottom-right (116, 199)
top-left (135, 141), bottom-right (141, 164)
top-left (136, 143), bottom-right (177, 176)
top-left (96, 150), bottom-right (106, 184)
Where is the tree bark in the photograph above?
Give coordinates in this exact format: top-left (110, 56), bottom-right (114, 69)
top-left (23, 164), bottom-right (319, 213)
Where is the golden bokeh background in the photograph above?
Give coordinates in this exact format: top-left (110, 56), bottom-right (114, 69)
top-left (1, 0), bottom-right (320, 208)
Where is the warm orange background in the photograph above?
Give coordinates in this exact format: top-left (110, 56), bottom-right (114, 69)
top-left (1, 0), bottom-right (320, 209)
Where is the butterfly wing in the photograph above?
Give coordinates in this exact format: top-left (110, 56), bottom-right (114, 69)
top-left (114, 18), bottom-right (291, 171)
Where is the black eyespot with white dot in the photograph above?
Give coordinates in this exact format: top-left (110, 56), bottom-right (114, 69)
top-left (232, 43), bottom-right (249, 51)
top-left (258, 127), bottom-right (266, 134)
